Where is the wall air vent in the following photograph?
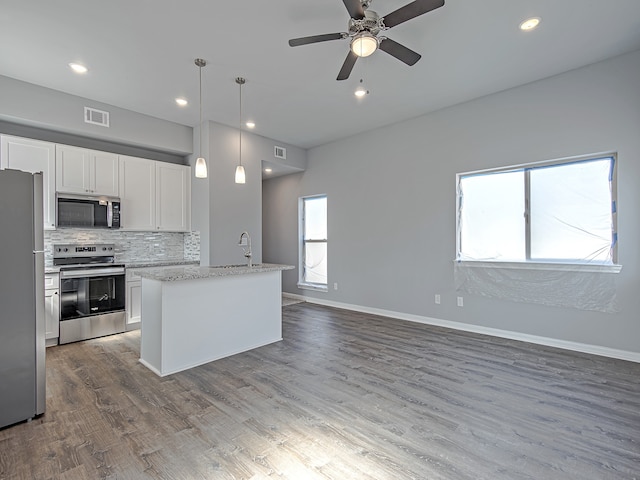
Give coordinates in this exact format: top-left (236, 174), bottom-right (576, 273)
top-left (274, 146), bottom-right (286, 159)
top-left (84, 107), bottom-right (110, 127)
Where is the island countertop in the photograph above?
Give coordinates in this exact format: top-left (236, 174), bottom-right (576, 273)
top-left (135, 263), bottom-right (294, 282)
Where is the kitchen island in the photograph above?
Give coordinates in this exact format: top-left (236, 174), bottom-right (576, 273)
top-left (135, 263), bottom-right (294, 376)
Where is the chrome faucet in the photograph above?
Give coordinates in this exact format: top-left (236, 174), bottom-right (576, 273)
top-left (238, 231), bottom-right (252, 267)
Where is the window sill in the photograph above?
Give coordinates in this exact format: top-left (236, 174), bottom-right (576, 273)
top-left (297, 282), bottom-right (328, 292)
top-left (454, 260), bottom-right (622, 274)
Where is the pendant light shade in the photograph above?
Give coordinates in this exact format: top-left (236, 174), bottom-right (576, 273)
top-left (194, 58), bottom-right (208, 179)
top-left (235, 165), bottom-right (246, 184)
top-left (195, 157), bottom-right (207, 178)
top-left (235, 77), bottom-right (246, 184)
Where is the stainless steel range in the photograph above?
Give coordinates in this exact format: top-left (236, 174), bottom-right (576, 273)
top-left (54, 244), bottom-right (125, 344)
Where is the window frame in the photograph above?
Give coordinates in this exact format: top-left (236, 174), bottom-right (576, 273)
top-left (298, 194), bottom-right (328, 291)
top-left (455, 152), bottom-right (619, 271)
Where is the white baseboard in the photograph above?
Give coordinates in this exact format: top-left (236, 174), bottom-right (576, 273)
top-left (282, 292), bottom-right (305, 301)
top-left (294, 295), bottom-right (640, 364)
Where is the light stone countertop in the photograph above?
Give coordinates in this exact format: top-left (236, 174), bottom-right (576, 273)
top-left (134, 263), bottom-right (295, 282)
top-left (125, 259), bottom-right (200, 269)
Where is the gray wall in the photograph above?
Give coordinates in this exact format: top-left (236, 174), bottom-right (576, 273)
top-left (0, 75), bottom-right (192, 156)
top-left (192, 120), bottom-right (307, 266)
top-left (263, 49), bottom-right (640, 355)
top-left (189, 122), bottom-right (212, 265)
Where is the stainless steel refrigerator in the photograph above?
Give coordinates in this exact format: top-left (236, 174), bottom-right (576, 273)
top-left (0, 169), bottom-right (46, 428)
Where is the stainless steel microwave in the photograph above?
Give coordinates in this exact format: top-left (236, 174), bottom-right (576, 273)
top-left (56, 194), bottom-right (121, 229)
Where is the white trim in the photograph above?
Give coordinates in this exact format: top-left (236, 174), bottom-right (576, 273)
top-left (457, 151), bottom-right (617, 177)
top-left (455, 260), bottom-right (622, 274)
top-left (283, 292), bottom-right (305, 301)
top-left (297, 282), bottom-right (328, 292)
top-left (293, 295), bottom-right (640, 364)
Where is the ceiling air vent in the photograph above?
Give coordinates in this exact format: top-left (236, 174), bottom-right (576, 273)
top-left (274, 146), bottom-right (286, 159)
top-left (84, 107), bottom-right (110, 127)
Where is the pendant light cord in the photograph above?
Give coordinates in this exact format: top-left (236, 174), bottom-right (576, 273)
top-left (199, 63), bottom-right (203, 157)
top-left (238, 80), bottom-right (242, 168)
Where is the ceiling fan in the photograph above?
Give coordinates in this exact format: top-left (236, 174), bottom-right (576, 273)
top-left (288, 0), bottom-right (445, 81)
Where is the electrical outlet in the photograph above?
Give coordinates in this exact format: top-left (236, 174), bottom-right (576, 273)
top-left (435, 294), bottom-right (441, 304)
top-left (333, 282), bottom-right (338, 291)
top-left (457, 296), bottom-right (464, 307)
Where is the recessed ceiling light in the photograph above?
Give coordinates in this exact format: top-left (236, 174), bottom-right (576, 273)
top-left (264, 168), bottom-right (273, 173)
top-left (175, 98), bottom-right (188, 107)
top-left (246, 121), bottom-right (256, 129)
top-left (69, 63), bottom-right (88, 74)
top-left (519, 17), bottom-right (541, 31)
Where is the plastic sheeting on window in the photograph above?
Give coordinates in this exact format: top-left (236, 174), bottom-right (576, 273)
top-left (455, 155), bottom-right (620, 313)
top-left (457, 156), bottom-right (617, 264)
top-left (454, 262), bottom-right (619, 313)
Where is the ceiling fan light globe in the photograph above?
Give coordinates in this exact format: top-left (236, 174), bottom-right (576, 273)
top-left (351, 34), bottom-right (378, 57)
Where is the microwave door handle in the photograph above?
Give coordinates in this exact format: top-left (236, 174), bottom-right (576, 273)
top-left (107, 201), bottom-right (113, 228)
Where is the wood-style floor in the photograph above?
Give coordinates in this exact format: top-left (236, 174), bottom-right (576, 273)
top-left (1, 303), bottom-right (639, 479)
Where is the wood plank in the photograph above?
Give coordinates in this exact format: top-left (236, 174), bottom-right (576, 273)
top-left (0, 302), bottom-right (638, 479)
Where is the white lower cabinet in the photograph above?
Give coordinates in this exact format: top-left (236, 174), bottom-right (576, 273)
top-left (44, 273), bottom-right (60, 346)
top-left (126, 269), bottom-right (142, 330)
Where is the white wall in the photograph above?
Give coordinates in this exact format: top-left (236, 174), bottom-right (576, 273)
top-left (263, 49), bottom-right (640, 356)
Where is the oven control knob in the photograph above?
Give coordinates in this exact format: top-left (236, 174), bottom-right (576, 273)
top-left (64, 247), bottom-right (68, 252)
top-left (102, 247), bottom-right (107, 251)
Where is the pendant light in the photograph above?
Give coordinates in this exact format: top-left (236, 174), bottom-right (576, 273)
top-left (234, 77), bottom-right (246, 184)
top-left (194, 58), bottom-right (208, 178)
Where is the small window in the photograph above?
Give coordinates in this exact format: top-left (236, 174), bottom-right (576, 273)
top-left (299, 195), bottom-right (327, 290)
top-left (457, 154), bottom-right (617, 265)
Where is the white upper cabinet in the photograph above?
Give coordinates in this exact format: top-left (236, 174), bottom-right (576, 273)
top-left (119, 155), bottom-right (191, 232)
top-left (56, 145), bottom-right (119, 197)
top-left (0, 135), bottom-right (57, 229)
top-left (156, 162), bottom-right (191, 232)
top-left (119, 155), bottom-right (156, 231)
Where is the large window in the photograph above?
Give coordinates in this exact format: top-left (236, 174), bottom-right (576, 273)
top-left (457, 154), bottom-right (617, 265)
top-left (299, 195), bottom-right (327, 290)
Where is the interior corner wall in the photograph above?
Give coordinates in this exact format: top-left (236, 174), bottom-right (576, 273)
top-left (189, 122), bottom-right (211, 266)
top-left (206, 122), bottom-right (260, 266)
top-left (204, 120), bottom-right (308, 266)
top-left (262, 49), bottom-right (640, 355)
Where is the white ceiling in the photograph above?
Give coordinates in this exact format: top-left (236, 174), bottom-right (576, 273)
top-left (2, 0), bottom-right (640, 150)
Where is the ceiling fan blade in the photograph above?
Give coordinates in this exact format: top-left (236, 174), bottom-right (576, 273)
top-left (383, 0), bottom-right (444, 28)
top-left (378, 38), bottom-right (421, 65)
top-left (289, 33), bottom-right (345, 47)
top-left (342, 0), bottom-right (365, 20)
top-left (337, 51), bottom-right (358, 80)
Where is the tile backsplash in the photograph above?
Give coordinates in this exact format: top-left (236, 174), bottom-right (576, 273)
top-left (44, 229), bottom-right (200, 267)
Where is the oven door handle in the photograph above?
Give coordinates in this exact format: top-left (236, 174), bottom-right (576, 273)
top-left (60, 267), bottom-right (125, 278)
